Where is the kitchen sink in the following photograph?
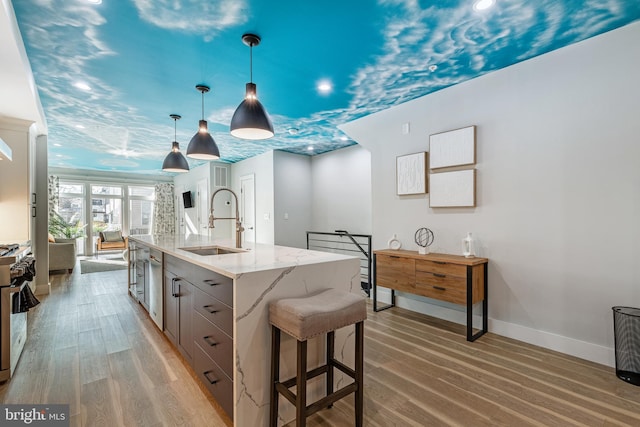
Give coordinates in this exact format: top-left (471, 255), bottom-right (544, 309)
top-left (179, 245), bottom-right (247, 256)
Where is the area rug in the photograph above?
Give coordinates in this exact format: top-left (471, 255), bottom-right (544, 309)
top-left (80, 257), bottom-right (127, 274)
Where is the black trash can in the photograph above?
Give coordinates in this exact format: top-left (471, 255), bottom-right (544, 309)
top-left (612, 306), bottom-right (640, 386)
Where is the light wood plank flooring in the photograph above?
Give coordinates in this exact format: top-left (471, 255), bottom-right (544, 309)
top-left (2, 268), bottom-right (639, 426)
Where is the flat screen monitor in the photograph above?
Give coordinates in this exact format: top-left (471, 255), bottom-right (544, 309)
top-left (182, 191), bottom-right (193, 209)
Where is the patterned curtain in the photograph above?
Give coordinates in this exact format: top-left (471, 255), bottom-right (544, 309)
top-left (152, 183), bottom-right (175, 235)
top-left (48, 175), bottom-right (59, 218)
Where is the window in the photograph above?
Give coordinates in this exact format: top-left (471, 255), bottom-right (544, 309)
top-left (57, 181), bottom-right (86, 255)
top-left (129, 186), bottom-right (155, 235)
top-left (91, 185), bottom-right (123, 248)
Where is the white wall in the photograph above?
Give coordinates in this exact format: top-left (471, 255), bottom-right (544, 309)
top-left (273, 151), bottom-right (312, 248)
top-left (174, 163), bottom-right (208, 236)
top-left (173, 162), bottom-right (231, 239)
top-left (231, 151), bottom-right (275, 244)
top-left (310, 145), bottom-right (372, 235)
top-left (341, 22), bottom-right (640, 366)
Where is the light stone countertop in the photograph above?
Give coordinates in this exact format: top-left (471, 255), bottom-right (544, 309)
top-left (129, 234), bottom-right (357, 279)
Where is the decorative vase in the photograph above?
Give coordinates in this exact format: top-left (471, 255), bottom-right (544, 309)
top-left (388, 234), bottom-right (401, 250)
top-left (462, 232), bottom-right (475, 258)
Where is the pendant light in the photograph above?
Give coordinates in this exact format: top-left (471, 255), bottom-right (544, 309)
top-left (162, 114), bottom-right (189, 173)
top-left (187, 85), bottom-right (220, 160)
top-left (230, 33), bottom-right (274, 140)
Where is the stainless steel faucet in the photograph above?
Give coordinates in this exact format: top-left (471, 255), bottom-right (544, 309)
top-left (209, 188), bottom-right (244, 248)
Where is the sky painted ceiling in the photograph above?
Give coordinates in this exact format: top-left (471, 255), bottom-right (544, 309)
top-left (12, 0), bottom-right (640, 175)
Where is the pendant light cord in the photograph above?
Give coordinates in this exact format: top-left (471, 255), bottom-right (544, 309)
top-left (201, 90), bottom-right (205, 120)
top-left (174, 117), bottom-right (177, 140)
top-left (250, 43), bottom-right (253, 83)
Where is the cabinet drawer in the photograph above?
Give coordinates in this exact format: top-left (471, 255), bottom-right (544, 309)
top-left (415, 260), bottom-right (466, 278)
top-left (193, 286), bottom-right (233, 337)
top-left (193, 311), bottom-right (233, 377)
top-left (194, 345), bottom-right (234, 419)
top-left (376, 254), bottom-right (415, 290)
top-left (415, 271), bottom-right (466, 304)
top-left (166, 255), bottom-right (233, 307)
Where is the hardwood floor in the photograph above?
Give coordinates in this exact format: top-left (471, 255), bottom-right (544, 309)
top-left (0, 268), bottom-right (231, 427)
top-left (2, 268), bottom-right (640, 426)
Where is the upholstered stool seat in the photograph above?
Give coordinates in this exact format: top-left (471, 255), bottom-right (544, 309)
top-left (269, 288), bottom-right (367, 427)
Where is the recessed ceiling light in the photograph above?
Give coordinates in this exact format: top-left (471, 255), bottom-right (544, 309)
top-left (75, 124), bottom-right (85, 129)
top-left (56, 154), bottom-right (63, 157)
top-left (288, 128), bottom-right (299, 135)
top-left (86, 0), bottom-right (102, 4)
top-left (317, 80), bottom-right (333, 94)
top-left (473, 0), bottom-right (495, 11)
top-left (429, 65), bottom-right (438, 72)
top-left (53, 143), bottom-right (62, 147)
top-left (73, 81), bottom-right (91, 91)
top-left (307, 146), bottom-right (314, 151)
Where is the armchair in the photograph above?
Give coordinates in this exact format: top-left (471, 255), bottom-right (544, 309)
top-left (96, 231), bottom-right (128, 255)
top-left (49, 238), bottom-right (77, 273)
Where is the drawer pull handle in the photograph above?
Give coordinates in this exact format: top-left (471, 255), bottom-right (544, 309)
top-left (433, 286), bottom-right (446, 291)
top-left (203, 305), bottom-right (219, 314)
top-left (203, 370), bottom-right (219, 385)
top-left (203, 336), bottom-right (218, 347)
top-left (433, 273), bottom-right (446, 278)
top-left (434, 261), bottom-right (447, 265)
top-left (203, 279), bottom-right (220, 286)
top-left (389, 256), bottom-right (400, 259)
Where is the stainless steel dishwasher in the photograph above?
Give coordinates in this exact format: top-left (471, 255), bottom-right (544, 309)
top-left (148, 248), bottom-right (163, 330)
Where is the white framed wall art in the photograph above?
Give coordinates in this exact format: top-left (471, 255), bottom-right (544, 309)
top-left (396, 152), bottom-right (428, 195)
top-left (429, 125), bottom-right (476, 169)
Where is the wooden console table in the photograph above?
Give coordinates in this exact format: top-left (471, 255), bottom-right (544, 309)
top-left (373, 249), bottom-right (489, 341)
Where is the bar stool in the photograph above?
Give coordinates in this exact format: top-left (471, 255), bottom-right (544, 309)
top-left (269, 288), bottom-right (367, 427)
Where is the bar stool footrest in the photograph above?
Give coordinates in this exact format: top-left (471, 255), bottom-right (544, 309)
top-left (306, 383), bottom-right (358, 417)
top-left (282, 365), bottom-right (329, 389)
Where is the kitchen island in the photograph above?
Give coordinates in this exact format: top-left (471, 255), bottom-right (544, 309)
top-left (128, 234), bottom-right (361, 426)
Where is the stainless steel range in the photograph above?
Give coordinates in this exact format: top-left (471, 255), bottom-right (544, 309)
top-left (0, 244), bottom-right (35, 383)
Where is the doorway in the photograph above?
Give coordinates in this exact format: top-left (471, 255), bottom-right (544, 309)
top-left (240, 174), bottom-right (255, 244)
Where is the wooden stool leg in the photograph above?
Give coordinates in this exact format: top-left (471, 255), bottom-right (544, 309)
top-left (296, 339), bottom-right (307, 427)
top-left (326, 331), bottom-right (334, 408)
top-left (355, 321), bottom-right (364, 427)
top-left (270, 326), bottom-right (281, 427)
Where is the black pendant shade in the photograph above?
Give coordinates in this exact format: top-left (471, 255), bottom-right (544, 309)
top-left (230, 34), bottom-right (274, 140)
top-left (187, 85), bottom-right (220, 160)
top-left (162, 114), bottom-right (189, 173)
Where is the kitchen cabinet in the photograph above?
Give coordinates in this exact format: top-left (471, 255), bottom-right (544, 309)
top-left (164, 256), bottom-right (194, 364)
top-left (164, 253), bottom-right (233, 417)
top-left (373, 249), bottom-right (488, 341)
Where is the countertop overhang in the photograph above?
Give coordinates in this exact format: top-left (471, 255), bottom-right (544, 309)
top-left (129, 235), bottom-right (358, 279)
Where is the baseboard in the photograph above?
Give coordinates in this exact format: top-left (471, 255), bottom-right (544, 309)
top-left (34, 282), bottom-right (51, 296)
top-left (373, 288), bottom-right (615, 367)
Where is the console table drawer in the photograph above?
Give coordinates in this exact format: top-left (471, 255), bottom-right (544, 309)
top-left (416, 259), bottom-right (466, 278)
top-left (376, 254), bottom-right (415, 289)
top-left (415, 271), bottom-right (466, 304)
